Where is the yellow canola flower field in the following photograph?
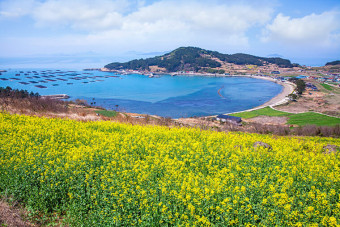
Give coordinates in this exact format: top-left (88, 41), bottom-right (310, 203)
top-left (0, 112), bottom-right (340, 226)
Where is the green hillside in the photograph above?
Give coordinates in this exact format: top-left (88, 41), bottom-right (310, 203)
top-left (105, 47), bottom-right (293, 72)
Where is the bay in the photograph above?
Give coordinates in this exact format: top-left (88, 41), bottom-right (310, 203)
top-left (0, 69), bottom-right (282, 118)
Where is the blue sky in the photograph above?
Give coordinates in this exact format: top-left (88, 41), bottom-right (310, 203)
top-left (0, 0), bottom-right (340, 68)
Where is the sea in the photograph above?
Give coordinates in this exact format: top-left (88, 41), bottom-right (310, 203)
top-left (0, 69), bottom-right (283, 118)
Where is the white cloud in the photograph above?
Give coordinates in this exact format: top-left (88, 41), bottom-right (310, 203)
top-left (263, 11), bottom-right (340, 47)
top-left (125, 1), bottom-right (272, 33)
top-left (0, 0), bottom-right (274, 55)
top-left (28, 0), bottom-right (273, 35)
top-left (83, 0), bottom-right (273, 51)
top-left (1, 0), bottom-right (273, 39)
top-left (0, 0), bottom-right (39, 17)
top-left (32, 0), bottom-right (130, 30)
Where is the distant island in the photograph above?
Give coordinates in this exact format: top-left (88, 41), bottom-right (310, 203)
top-left (326, 60), bottom-right (340, 66)
top-left (104, 47), bottom-right (296, 74)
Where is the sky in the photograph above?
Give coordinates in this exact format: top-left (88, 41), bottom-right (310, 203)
top-left (0, 0), bottom-right (340, 68)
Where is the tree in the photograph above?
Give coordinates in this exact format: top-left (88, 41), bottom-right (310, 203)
top-left (0, 86), bottom-right (39, 98)
top-left (75, 99), bottom-right (88, 106)
top-left (296, 80), bottom-right (306, 94)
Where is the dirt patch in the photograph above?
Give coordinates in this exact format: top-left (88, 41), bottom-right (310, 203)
top-left (175, 118), bottom-right (220, 128)
top-left (244, 116), bottom-right (288, 125)
top-left (0, 200), bottom-right (34, 227)
top-left (275, 82), bottom-right (340, 117)
top-left (149, 65), bottom-right (167, 72)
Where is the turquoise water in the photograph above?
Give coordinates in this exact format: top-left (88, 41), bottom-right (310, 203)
top-left (0, 69), bottom-right (282, 118)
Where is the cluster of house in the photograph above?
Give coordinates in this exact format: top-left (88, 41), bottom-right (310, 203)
top-left (309, 74), bottom-right (340, 86)
top-left (276, 75), bottom-right (307, 81)
top-left (274, 74), bottom-right (340, 87)
top-left (306, 82), bottom-right (318, 91)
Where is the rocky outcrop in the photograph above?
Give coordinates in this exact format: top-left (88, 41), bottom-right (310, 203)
top-left (323, 145), bottom-right (339, 154)
top-left (253, 141), bottom-right (272, 151)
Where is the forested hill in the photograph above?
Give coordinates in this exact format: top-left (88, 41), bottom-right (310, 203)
top-left (326, 60), bottom-right (340, 66)
top-left (104, 47), bottom-right (293, 72)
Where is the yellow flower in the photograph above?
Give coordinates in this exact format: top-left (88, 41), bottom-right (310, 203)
top-left (329, 217), bottom-right (337, 226)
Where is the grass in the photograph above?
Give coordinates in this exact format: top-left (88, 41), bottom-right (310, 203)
top-left (320, 83), bottom-right (333, 91)
top-left (231, 107), bottom-right (340, 127)
top-left (230, 106), bottom-right (292, 119)
top-left (95, 110), bottom-right (117, 117)
top-left (287, 112), bottom-right (340, 126)
top-left (282, 75), bottom-right (298, 77)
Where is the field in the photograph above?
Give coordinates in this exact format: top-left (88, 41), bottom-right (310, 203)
top-left (321, 83), bottom-right (333, 91)
top-left (230, 107), bottom-right (291, 119)
top-left (95, 110), bottom-right (117, 117)
top-left (287, 112), bottom-right (340, 127)
top-left (1, 112), bottom-right (340, 226)
top-left (231, 107), bottom-right (340, 126)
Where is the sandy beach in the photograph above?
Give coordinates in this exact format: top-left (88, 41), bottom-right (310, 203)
top-left (224, 75), bottom-right (296, 115)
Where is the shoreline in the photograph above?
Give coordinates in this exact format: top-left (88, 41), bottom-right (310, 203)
top-left (2, 68), bottom-right (296, 118)
top-left (223, 75), bottom-right (296, 115)
top-left (48, 74), bottom-right (295, 118)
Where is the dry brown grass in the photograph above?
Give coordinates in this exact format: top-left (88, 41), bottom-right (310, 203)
top-left (0, 199), bottom-right (35, 227)
top-left (1, 96), bottom-right (339, 137)
top-left (0, 96), bottom-right (103, 122)
top-left (275, 80), bottom-right (340, 117)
